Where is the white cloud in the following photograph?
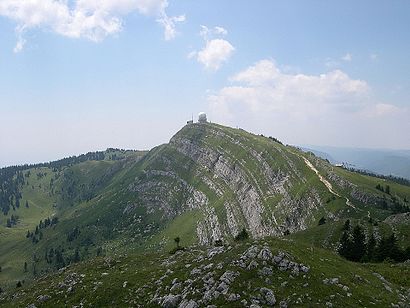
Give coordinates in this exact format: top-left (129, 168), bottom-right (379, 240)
top-left (157, 14), bottom-right (185, 41)
top-left (214, 26), bottom-right (228, 36)
top-left (197, 39), bottom-right (234, 71)
top-left (0, 0), bottom-right (184, 52)
top-left (341, 53), bottom-right (352, 62)
top-left (208, 59), bottom-right (409, 148)
top-left (191, 25), bottom-right (234, 71)
top-left (13, 25), bottom-right (26, 53)
top-left (199, 25), bottom-right (227, 40)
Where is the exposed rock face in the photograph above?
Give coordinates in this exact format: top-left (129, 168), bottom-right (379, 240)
top-left (384, 212), bottom-right (410, 225)
top-left (123, 123), bottom-right (383, 245)
top-left (166, 124), bottom-right (327, 243)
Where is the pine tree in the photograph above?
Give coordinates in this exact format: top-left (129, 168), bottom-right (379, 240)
top-left (342, 219), bottom-right (351, 231)
top-left (338, 231), bottom-right (352, 259)
top-left (350, 225), bottom-right (366, 262)
top-left (388, 234), bottom-right (404, 262)
top-left (365, 234), bottom-right (377, 262)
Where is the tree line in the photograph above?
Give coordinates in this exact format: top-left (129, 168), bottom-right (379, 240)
top-left (0, 150), bottom-right (112, 215)
top-left (26, 217), bottom-right (59, 244)
top-left (338, 220), bottom-right (410, 263)
top-left (343, 167), bottom-right (410, 187)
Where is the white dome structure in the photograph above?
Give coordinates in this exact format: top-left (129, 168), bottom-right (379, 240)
top-left (198, 112), bottom-right (207, 123)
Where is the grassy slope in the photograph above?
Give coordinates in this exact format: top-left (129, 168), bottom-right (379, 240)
top-left (1, 236), bottom-right (408, 307)
top-left (0, 152), bottom-right (146, 288)
top-left (296, 153), bottom-right (410, 249)
top-left (0, 167), bottom-right (58, 287)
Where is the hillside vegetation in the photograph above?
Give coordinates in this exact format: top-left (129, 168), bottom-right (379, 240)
top-left (0, 123), bottom-right (409, 307)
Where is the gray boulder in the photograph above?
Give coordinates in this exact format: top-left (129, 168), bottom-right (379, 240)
top-left (178, 299), bottom-right (198, 308)
top-left (219, 270), bottom-right (238, 284)
top-left (242, 245), bottom-right (260, 259)
top-left (216, 281), bottom-right (229, 294)
top-left (258, 247), bottom-right (273, 260)
top-left (162, 294), bottom-right (182, 308)
top-left (299, 264), bottom-right (310, 273)
top-left (259, 266), bottom-right (273, 276)
top-left (170, 282), bottom-right (182, 293)
top-left (247, 260), bottom-right (259, 270)
top-left (36, 295), bottom-right (50, 302)
top-left (260, 287), bottom-right (276, 306)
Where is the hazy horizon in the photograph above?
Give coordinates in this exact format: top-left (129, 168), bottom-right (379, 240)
top-left (1, 1), bottom-right (409, 167)
top-left (2, 120), bottom-right (410, 169)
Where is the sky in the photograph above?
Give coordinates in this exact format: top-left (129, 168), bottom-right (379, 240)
top-left (1, 0), bottom-right (410, 167)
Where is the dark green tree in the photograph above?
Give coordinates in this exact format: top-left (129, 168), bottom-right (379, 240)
top-left (387, 234), bottom-right (404, 262)
top-left (318, 216), bottom-right (326, 225)
top-left (338, 231), bottom-right (352, 259)
top-left (365, 234), bottom-right (377, 262)
top-left (235, 228), bottom-right (249, 241)
top-left (376, 235), bottom-right (397, 262)
top-left (350, 225), bottom-right (366, 262)
top-left (342, 219), bottom-right (351, 231)
top-left (73, 248), bottom-right (80, 263)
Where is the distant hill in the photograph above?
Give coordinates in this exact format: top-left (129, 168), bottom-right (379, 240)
top-left (301, 145), bottom-right (410, 180)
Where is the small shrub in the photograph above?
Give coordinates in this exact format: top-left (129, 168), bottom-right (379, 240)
top-left (235, 228), bottom-right (249, 241)
top-left (214, 239), bottom-right (223, 246)
top-left (318, 217), bottom-right (326, 225)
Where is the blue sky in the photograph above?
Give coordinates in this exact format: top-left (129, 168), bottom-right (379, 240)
top-left (1, 0), bottom-right (409, 167)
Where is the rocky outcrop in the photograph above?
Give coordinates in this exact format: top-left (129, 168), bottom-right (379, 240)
top-left (124, 123), bottom-right (370, 245)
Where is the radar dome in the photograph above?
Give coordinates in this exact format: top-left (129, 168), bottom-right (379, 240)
top-left (198, 112), bottom-right (207, 123)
